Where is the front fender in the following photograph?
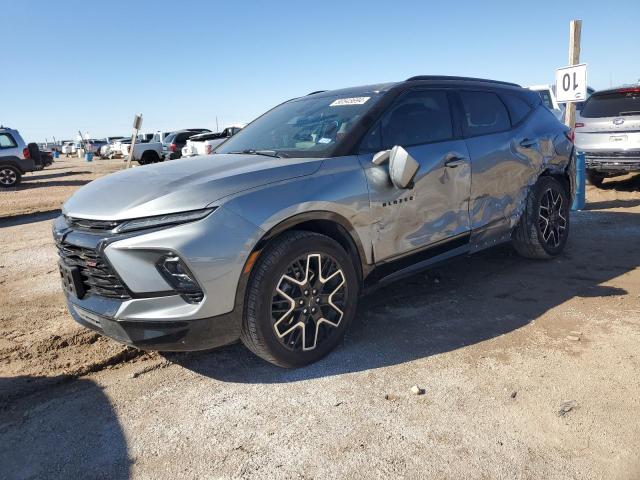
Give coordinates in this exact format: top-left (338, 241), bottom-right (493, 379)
top-left (222, 155), bottom-right (374, 265)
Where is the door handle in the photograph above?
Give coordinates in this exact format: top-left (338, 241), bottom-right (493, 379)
top-left (519, 138), bottom-right (538, 148)
top-left (444, 156), bottom-right (467, 168)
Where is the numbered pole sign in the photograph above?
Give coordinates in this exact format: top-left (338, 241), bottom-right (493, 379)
top-left (555, 64), bottom-right (587, 103)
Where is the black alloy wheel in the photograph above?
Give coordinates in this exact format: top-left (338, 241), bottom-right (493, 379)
top-left (538, 186), bottom-right (568, 250)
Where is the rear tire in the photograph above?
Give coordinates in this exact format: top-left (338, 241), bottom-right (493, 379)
top-left (241, 231), bottom-right (359, 368)
top-left (0, 166), bottom-right (21, 188)
top-left (512, 176), bottom-right (570, 259)
top-left (139, 151), bottom-right (159, 165)
top-left (586, 169), bottom-right (606, 188)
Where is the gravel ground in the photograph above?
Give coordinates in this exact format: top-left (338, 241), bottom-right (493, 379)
top-left (0, 161), bottom-right (639, 479)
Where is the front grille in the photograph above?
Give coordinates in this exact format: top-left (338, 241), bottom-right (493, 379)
top-left (57, 242), bottom-right (130, 299)
top-left (65, 216), bottom-right (121, 232)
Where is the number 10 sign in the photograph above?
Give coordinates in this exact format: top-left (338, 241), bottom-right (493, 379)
top-left (555, 64), bottom-right (588, 103)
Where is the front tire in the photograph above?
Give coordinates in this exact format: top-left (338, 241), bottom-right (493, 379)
top-left (0, 166), bottom-right (21, 188)
top-left (512, 176), bottom-right (570, 259)
top-left (241, 231), bottom-right (359, 368)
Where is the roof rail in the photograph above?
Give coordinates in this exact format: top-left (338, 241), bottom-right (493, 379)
top-left (405, 75), bottom-right (520, 87)
top-left (307, 90), bottom-right (327, 96)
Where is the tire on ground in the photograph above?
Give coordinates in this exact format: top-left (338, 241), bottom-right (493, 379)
top-left (512, 176), bottom-right (570, 259)
top-left (139, 151), bottom-right (159, 165)
top-left (0, 165), bottom-right (22, 188)
top-left (241, 230), bottom-right (359, 368)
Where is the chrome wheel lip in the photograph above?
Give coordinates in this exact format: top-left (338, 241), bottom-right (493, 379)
top-left (0, 168), bottom-right (17, 186)
top-left (272, 253), bottom-right (346, 352)
top-left (538, 187), bottom-right (567, 249)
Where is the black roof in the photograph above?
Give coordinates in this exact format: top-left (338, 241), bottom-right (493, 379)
top-left (405, 75), bottom-right (520, 87)
top-left (304, 76), bottom-right (522, 100)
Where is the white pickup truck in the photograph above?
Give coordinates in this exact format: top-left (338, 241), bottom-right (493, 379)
top-left (181, 126), bottom-right (244, 158)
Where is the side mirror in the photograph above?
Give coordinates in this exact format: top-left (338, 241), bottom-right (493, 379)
top-left (372, 146), bottom-right (418, 189)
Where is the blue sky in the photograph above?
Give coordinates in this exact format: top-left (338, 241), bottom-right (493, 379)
top-left (2, 0), bottom-right (638, 142)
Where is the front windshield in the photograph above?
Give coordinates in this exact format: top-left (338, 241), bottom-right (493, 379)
top-left (216, 93), bottom-right (381, 158)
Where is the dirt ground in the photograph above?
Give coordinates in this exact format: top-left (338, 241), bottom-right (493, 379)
top-left (0, 157), bottom-right (639, 479)
top-left (0, 156), bottom-right (124, 219)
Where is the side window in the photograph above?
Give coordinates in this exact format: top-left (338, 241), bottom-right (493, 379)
top-left (359, 121), bottom-right (382, 153)
top-left (380, 90), bottom-right (453, 149)
top-left (501, 94), bottom-right (532, 126)
top-left (0, 133), bottom-right (17, 149)
top-left (460, 91), bottom-right (511, 136)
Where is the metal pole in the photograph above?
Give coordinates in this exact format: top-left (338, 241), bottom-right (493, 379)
top-left (126, 114), bottom-right (143, 169)
top-left (564, 20), bottom-right (582, 130)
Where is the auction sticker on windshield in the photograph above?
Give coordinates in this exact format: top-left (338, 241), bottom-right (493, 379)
top-left (330, 97), bottom-right (370, 106)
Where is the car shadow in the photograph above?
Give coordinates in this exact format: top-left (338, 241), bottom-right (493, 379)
top-left (15, 179), bottom-right (91, 190)
top-left (25, 171), bottom-right (91, 181)
top-left (0, 376), bottom-right (131, 479)
top-left (0, 209), bottom-right (61, 227)
top-left (599, 174), bottom-right (640, 192)
top-left (168, 209), bottom-right (639, 383)
top-left (586, 198), bottom-right (640, 210)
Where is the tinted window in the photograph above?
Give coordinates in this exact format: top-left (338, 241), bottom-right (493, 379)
top-left (177, 132), bottom-right (195, 142)
top-left (501, 94), bottom-right (532, 125)
top-left (0, 133), bottom-right (17, 149)
top-left (460, 91), bottom-right (511, 136)
top-left (581, 90), bottom-right (640, 118)
top-left (376, 90), bottom-right (452, 150)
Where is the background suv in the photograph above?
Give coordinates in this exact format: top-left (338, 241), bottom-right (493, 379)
top-left (54, 76), bottom-right (574, 367)
top-left (0, 126), bottom-right (37, 187)
top-left (163, 129), bottom-right (211, 160)
top-left (575, 85), bottom-right (640, 187)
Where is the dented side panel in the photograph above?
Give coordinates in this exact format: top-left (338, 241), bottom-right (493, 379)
top-left (467, 107), bottom-right (572, 250)
top-left (359, 140), bottom-right (472, 262)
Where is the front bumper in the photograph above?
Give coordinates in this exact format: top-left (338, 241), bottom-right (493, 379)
top-left (584, 151), bottom-right (640, 173)
top-left (54, 206), bottom-right (264, 351)
top-left (68, 297), bottom-right (241, 351)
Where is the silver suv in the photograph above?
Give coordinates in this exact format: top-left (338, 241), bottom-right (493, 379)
top-left (0, 126), bottom-right (36, 187)
top-left (575, 85), bottom-right (640, 187)
top-left (54, 76), bottom-right (575, 367)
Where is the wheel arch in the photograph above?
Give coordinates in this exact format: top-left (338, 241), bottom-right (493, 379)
top-left (0, 156), bottom-right (26, 174)
top-left (540, 165), bottom-right (572, 199)
top-left (252, 211), bottom-right (368, 285)
top-left (230, 211), bottom-right (369, 326)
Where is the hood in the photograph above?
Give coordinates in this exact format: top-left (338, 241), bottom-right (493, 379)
top-left (63, 154), bottom-right (322, 220)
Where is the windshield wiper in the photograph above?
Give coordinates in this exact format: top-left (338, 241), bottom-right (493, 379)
top-left (228, 149), bottom-right (285, 158)
top-left (619, 111), bottom-right (640, 116)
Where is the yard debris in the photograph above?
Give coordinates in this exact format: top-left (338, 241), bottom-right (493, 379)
top-left (511, 391), bottom-right (518, 399)
top-left (567, 335), bottom-right (581, 341)
top-left (410, 385), bottom-right (425, 395)
top-left (558, 400), bottom-right (578, 416)
top-left (384, 393), bottom-right (398, 401)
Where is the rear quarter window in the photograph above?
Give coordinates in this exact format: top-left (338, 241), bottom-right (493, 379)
top-left (0, 133), bottom-right (17, 149)
top-left (501, 94), bottom-right (532, 125)
top-left (460, 91), bottom-right (511, 136)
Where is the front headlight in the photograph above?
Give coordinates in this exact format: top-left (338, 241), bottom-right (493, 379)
top-left (114, 208), bottom-right (215, 234)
